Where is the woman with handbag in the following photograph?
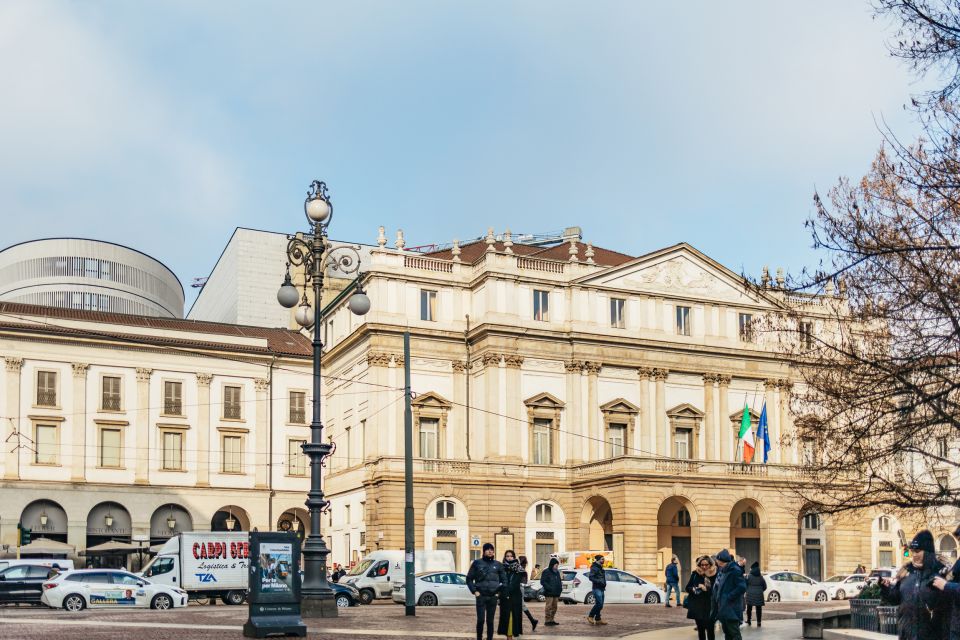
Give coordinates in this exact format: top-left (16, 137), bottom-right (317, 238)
top-left (685, 555), bottom-right (716, 640)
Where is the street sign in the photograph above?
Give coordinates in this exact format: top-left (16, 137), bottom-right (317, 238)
top-left (243, 531), bottom-right (306, 638)
top-left (471, 535), bottom-right (481, 548)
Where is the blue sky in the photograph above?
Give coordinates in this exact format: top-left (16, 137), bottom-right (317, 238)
top-left (0, 1), bottom-right (924, 307)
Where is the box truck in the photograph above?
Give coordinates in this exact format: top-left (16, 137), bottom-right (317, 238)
top-left (139, 532), bottom-right (249, 605)
top-left (340, 549), bottom-right (455, 604)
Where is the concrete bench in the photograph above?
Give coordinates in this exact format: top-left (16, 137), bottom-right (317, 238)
top-left (796, 606), bottom-right (852, 639)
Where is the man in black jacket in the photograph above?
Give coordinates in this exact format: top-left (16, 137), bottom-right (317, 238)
top-left (540, 557), bottom-right (563, 626)
top-left (467, 542), bottom-right (505, 640)
top-left (587, 554), bottom-right (607, 625)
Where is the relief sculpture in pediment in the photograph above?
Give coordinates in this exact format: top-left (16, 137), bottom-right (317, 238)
top-left (621, 258), bottom-right (735, 299)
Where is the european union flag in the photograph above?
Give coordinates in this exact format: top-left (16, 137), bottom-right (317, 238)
top-left (757, 402), bottom-right (771, 463)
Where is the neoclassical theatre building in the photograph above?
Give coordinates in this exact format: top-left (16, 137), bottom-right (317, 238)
top-left (318, 230), bottom-right (952, 582)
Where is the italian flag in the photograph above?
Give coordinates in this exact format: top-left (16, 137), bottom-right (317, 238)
top-left (739, 401), bottom-right (755, 463)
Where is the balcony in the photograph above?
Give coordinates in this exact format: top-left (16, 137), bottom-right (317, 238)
top-left (36, 391), bottom-right (57, 407)
top-left (223, 404), bottom-right (241, 420)
top-left (101, 396), bottom-right (121, 411)
top-left (163, 401), bottom-right (183, 416)
top-left (289, 409), bottom-right (306, 424)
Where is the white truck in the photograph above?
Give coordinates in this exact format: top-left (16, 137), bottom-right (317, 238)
top-left (341, 549), bottom-right (455, 604)
top-left (139, 532), bottom-right (249, 605)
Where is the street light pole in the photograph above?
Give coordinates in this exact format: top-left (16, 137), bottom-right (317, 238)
top-left (277, 180), bottom-right (371, 619)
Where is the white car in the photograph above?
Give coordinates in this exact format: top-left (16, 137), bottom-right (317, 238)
top-left (763, 571), bottom-right (829, 603)
top-left (391, 571), bottom-right (474, 606)
top-left (41, 569), bottom-right (188, 612)
top-left (560, 568), bottom-right (664, 605)
top-left (822, 574), bottom-right (867, 600)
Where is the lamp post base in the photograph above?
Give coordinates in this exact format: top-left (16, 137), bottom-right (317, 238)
top-left (301, 593), bottom-right (338, 618)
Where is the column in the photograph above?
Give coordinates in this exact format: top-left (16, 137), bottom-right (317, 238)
top-left (254, 378), bottom-right (269, 488)
top-left (584, 362), bottom-right (601, 461)
top-left (763, 379), bottom-right (778, 464)
top-left (196, 373), bottom-right (212, 486)
top-left (702, 373), bottom-right (716, 460)
top-left (4, 357), bottom-right (22, 480)
top-left (451, 361), bottom-right (467, 459)
top-left (637, 368), bottom-right (651, 456)
top-left (653, 369), bottom-right (668, 456)
top-left (71, 363), bottom-right (89, 482)
top-left (779, 380), bottom-right (797, 464)
top-left (134, 367), bottom-right (152, 485)
top-left (718, 375), bottom-right (731, 462)
top-left (503, 356), bottom-right (524, 463)
top-left (482, 353), bottom-right (501, 460)
top-left (565, 361), bottom-right (583, 464)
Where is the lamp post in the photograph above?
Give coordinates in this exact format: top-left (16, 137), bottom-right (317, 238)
top-left (277, 179), bottom-right (370, 618)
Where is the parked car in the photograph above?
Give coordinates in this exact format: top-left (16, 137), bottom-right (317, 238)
top-left (0, 564), bottom-right (59, 605)
top-left (763, 571), bottom-right (829, 602)
top-left (0, 559), bottom-right (75, 572)
top-left (523, 579), bottom-right (545, 602)
top-left (41, 569), bottom-right (188, 612)
top-left (332, 582), bottom-right (362, 608)
top-left (822, 574), bottom-right (867, 600)
top-left (560, 568), bottom-right (663, 605)
top-left (391, 572), bottom-right (473, 606)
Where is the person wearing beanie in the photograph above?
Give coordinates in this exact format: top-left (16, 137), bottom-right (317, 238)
top-left (467, 542), bottom-right (505, 640)
top-left (587, 554), bottom-right (607, 625)
top-left (880, 529), bottom-right (949, 639)
top-left (744, 561), bottom-right (766, 627)
top-left (540, 557), bottom-right (563, 627)
top-left (931, 524), bottom-right (960, 640)
top-left (710, 549), bottom-right (746, 640)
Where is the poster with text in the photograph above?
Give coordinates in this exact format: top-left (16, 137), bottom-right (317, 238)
top-left (259, 542), bottom-right (294, 594)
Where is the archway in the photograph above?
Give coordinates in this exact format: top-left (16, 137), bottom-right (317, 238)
top-left (657, 496), bottom-right (698, 578)
top-left (730, 498), bottom-right (765, 568)
top-left (211, 505), bottom-right (250, 532)
top-left (86, 502), bottom-right (133, 569)
top-left (424, 497), bottom-right (469, 572)
top-left (21, 499), bottom-right (68, 543)
top-left (525, 500), bottom-right (566, 571)
top-left (580, 496), bottom-right (614, 552)
top-left (939, 533), bottom-right (958, 562)
top-left (799, 507), bottom-right (826, 581)
top-left (150, 503), bottom-right (193, 546)
top-left (277, 508), bottom-right (308, 541)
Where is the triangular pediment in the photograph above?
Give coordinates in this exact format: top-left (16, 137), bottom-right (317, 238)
top-left (667, 403), bottom-right (705, 419)
top-left (730, 407), bottom-right (761, 423)
top-left (411, 391), bottom-right (452, 409)
top-left (524, 392), bottom-right (565, 409)
top-left (574, 243), bottom-right (776, 306)
top-left (600, 398), bottom-right (639, 414)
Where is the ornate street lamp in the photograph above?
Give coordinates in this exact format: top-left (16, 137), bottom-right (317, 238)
top-left (104, 513), bottom-right (114, 528)
top-left (225, 508), bottom-right (237, 531)
top-left (39, 510), bottom-right (48, 527)
top-left (277, 179), bottom-right (370, 618)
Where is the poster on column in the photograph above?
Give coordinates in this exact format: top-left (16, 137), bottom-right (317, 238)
top-left (258, 542), bottom-right (294, 595)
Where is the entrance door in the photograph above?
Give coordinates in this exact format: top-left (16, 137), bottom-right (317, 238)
top-left (735, 538), bottom-right (761, 569)
top-left (535, 543), bottom-right (555, 572)
top-left (436, 541), bottom-right (458, 572)
top-left (804, 547), bottom-right (823, 582)
top-left (671, 537), bottom-right (691, 579)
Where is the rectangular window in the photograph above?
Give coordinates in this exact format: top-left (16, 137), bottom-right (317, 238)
top-left (674, 428), bottom-right (692, 459)
top-left (223, 385), bottom-right (242, 420)
top-left (738, 313), bottom-right (754, 342)
top-left (289, 391), bottom-right (306, 423)
top-left (608, 423), bottom-right (626, 458)
top-left (99, 427), bottom-right (122, 467)
top-left (533, 290), bottom-right (550, 322)
top-left (878, 549), bottom-right (893, 567)
top-left (101, 376), bottom-right (122, 411)
top-left (799, 321), bottom-right (814, 349)
top-left (37, 371), bottom-right (57, 407)
top-left (163, 381), bottom-right (183, 416)
top-left (222, 435), bottom-right (242, 473)
top-left (532, 418), bottom-right (553, 465)
top-left (420, 290), bottom-right (437, 322)
top-left (419, 418), bottom-right (439, 459)
top-left (34, 424), bottom-right (58, 464)
top-left (345, 505), bottom-right (351, 524)
top-left (161, 431), bottom-right (183, 471)
top-left (676, 306), bottom-right (691, 336)
top-left (610, 298), bottom-right (625, 329)
top-left (288, 439), bottom-right (307, 475)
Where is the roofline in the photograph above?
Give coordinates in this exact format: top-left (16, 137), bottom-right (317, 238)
top-left (0, 237), bottom-right (185, 299)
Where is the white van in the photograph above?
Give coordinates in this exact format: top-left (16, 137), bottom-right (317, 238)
top-left (0, 558), bottom-right (75, 571)
top-left (341, 550), bottom-right (455, 604)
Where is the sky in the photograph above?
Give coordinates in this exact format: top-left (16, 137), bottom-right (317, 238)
top-left (0, 1), bottom-right (927, 307)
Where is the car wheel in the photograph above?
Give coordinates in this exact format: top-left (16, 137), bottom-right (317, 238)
top-left (815, 591), bottom-right (828, 602)
top-left (418, 592), bottom-right (438, 606)
top-left (358, 589), bottom-right (375, 605)
top-left (645, 591), bottom-right (661, 604)
top-left (336, 595), bottom-right (352, 608)
top-left (63, 594), bottom-right (85, 612)
top-left (151, 594), bottom-right (173, 610)
top-left (836, 589), bottom-right (845, 600)
top-left (584, 592), bottom-right (596, 605)
top-left (223, 591), bottom-right (246, 606)
top-left (767, 591), bottom-right (780, 603)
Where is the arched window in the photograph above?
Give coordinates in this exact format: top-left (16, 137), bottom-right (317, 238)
top-left (436, 500), bottom-right (456, 520)
top-left (802, 513), bottom-right (821, 530)
top-left (535, 503), bottom-right (553, 523)
top-left (676, 509), bottom-right (691, 527)
top-left (740, 510), bottom-right (758, 529)
top-left (878, 516), bottom-right (890, 532)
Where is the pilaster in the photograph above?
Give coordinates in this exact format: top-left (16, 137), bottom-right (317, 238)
top-left (717, 374), bottom-right (731, 461)
top-left (71, 363), bottom-right (89, 482)
top-left (254, 378), bottom-right (269, 488)
top-left (653, 368), bottom-right (668, 456)
top-left (195, 373), bottom-right (212, 486)
top-left (702, 373), bottom-right (717, 461)
top-left (481, 353), bottom-right (501, 460)
top-left (763, 379), bottom-right (778, 464)
top-left (583, 362), bottom-right (601, 460)
top-left (565, 361), bottom-right (583, 464)
top-left (134, 367), bottom-right (152, 485)
top-left (503, 356), bottom-right (523, 463)
top-left (4, 357), bottom-right (23, 480)
top-left (451, 361), bottom-right (468, 459)
top-left (637, 367), bottom-right (652, 456)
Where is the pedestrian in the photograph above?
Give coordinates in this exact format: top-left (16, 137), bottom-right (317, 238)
top-left (685, 555), bottom-right (716, 640)
top-left (931, 524), bottom-right (960, 640)
top-left (467, 542), bottom-right (505, 640)
top-left (587, 553), bottom-right (608, 625)
top-left (665, 555), bottom-right (681, 608)
top-left (518, 555), bottom-right (539, 631)
top-left (856, 564), bottom-right (867, 575)
top-left (540, 557), bottom-right (563, 627)
top-left (880, 530), bottom-right (950, 640)
top-left (710, 549), bottom-right (747, 640)
top-left (498, 550), bottom-right (525, 638)
top-left (531, 564), bottom-right (541, 580)
top-left (744, 562), bottom-right (766, 627)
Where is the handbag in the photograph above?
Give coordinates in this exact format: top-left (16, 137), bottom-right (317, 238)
top-left (682, 594), bottom-right (689, 608)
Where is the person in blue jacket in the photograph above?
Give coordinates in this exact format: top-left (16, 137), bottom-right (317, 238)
top-left (664, 555), bottom-right (681, 607)
top-left (710, 549), bottom-right (747, 640)
top-left (932, 524), bottom-right (960, 640)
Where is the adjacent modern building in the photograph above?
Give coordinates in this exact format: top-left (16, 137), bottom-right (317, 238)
top-left (0, 238), bottom-right (184, 318)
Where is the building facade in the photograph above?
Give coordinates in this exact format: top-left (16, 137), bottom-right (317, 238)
top-left (0, 238), bottom-right (184, 318)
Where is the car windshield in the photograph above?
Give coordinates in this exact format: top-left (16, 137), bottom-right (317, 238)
top-left (348, 560), bottom-right (374, 576)
top-left (824, 576), bottom-right (846, 582)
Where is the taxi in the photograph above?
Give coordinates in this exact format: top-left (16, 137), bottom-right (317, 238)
top-left (41, 569), bottom-right (187, 612)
